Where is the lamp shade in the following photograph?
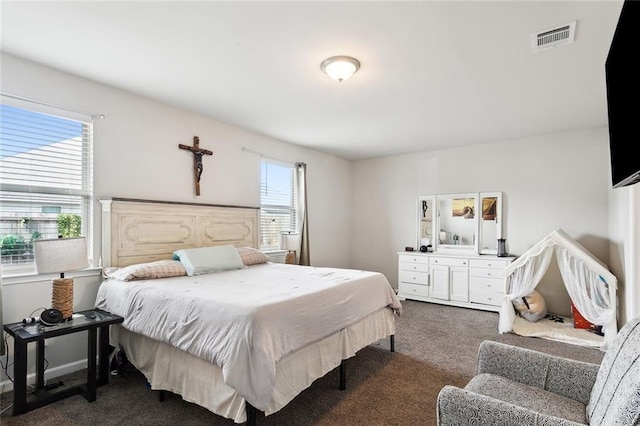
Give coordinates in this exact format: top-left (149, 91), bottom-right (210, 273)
top-left (280, 232), bottom-right (301, 251)
top-left (34, 237), bottom-right (88, 274)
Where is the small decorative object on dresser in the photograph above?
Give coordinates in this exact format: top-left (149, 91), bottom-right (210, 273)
top-left (397, 251), bottom-right (514, 312)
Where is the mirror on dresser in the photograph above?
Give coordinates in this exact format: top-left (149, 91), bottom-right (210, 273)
top-left (434, 193), bottom-right (479, 254)
top-left (478, 192), bottom-right (503, 255)
top-left (416, 196), bottom-right (436, 251)
top-left (416, 191), bottom-right (503, 255)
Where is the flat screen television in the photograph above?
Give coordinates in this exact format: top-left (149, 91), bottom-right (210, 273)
top-left (606, 0), bottom-right (640, 188)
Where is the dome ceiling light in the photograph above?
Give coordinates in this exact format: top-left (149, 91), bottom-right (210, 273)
top-left (320, 56), bottom-right (360, 83)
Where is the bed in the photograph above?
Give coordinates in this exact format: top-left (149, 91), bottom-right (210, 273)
top-left (95, 198), bottom-right (402, 424)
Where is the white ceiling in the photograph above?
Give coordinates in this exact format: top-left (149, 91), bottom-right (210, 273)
top-left (1, 1), bottom-right (624, 160)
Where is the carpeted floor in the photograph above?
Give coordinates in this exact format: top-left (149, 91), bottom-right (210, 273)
top-left (0, 301), bottom-right (605, 425)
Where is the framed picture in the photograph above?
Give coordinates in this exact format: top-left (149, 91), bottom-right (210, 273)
top-left (452, 198), bottom-right (475, 219)
top-left (482, 197), bottom-right (497, 221)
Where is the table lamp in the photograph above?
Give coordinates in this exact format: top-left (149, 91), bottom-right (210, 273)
top-left (33, 237), bottom-right (88, 321)
top-left (280, 231), bottom-right (301, 264)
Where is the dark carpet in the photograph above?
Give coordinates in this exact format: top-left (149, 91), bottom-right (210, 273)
top-left (0, 301), bottom-right (604, 425)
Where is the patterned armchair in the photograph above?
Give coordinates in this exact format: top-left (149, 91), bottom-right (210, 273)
top-left (437, 316), bottom-right (640, 425)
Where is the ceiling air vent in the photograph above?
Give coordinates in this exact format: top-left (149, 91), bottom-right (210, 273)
top-left (531, 21), bottom-right (576, 52)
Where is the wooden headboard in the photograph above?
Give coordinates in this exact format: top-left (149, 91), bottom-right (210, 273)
top-left (99, 198), bottom-right (259, 267)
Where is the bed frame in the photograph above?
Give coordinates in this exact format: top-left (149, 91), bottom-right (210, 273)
top-left (98, 197), bottom-right (395, 425)
top-left (99, 197), bottom-right (259, 267)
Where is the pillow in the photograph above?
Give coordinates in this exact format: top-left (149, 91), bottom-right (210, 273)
top-left (512, 290), bottom-right (547, 322)
top-left (571, 300), bottom-right (594, 329)
top-left (105, 260), bottom-right (186, 281)
top-left (173, 245), bottom-right (246, 276)
top-left (236, 247), bottom-right (270, 266)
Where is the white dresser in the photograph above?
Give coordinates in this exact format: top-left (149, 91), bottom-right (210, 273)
top-left (397, 251), bottom-right (514, 312)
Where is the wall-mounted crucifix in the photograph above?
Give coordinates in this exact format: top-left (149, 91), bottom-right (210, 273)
top-left (178, 136), bottom-right (213, 196)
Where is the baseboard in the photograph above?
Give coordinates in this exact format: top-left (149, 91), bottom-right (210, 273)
top-left (0, 358), bottom-right (87, 394)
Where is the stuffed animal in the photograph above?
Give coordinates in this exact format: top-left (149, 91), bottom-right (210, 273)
top-left (512, 290), bottom-right (547, 322)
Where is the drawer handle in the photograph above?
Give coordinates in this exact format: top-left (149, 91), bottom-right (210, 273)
top-left (413, 266), bottom-right (417, 270)
top-left (463, 261), bottom-right (467, 265)
top-left (487, 263), bottom-right (492, 267)
top-left (433, 260), bottom-right (438, 263)
top-left (487, 272), bottom-right (492, 276)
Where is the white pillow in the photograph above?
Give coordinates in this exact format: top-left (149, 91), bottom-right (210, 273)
top-left (173, 245), bottom-right (246, 276)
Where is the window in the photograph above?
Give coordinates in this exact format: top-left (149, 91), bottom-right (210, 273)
top-left (0, 99), bottom-right (94, 276)
top-left (260, 159), bottom-right (297, 251)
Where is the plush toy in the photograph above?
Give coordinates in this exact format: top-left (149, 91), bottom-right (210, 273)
top-left (512, 290), bottom-right (547, 322)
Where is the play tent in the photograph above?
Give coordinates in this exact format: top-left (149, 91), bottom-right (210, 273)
top-left (499, 229), bottom-right (618, 350)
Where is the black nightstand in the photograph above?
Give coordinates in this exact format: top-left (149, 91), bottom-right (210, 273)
top-left (3, 309), bottom-right (124, 415)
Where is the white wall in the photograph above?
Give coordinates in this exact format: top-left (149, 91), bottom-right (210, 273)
top-left (608, 184), bottom-right (640, 326)
top-left (0, 53), bottom-right (352, 386)
top-left (352, 128), bottom-right (612, 319)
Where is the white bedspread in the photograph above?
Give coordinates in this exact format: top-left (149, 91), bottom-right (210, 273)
top-left (95, 263), bottom-right (401, 410)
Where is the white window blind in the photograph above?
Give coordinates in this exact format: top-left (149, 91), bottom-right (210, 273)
top-left (260, 159), bottom-right (297, 250)
top-left (0, 99), bottom-right (94, 276)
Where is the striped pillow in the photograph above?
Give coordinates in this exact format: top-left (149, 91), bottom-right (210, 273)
top-left (236, 247), bottom-right (270, 266)
top-left (106, 260), bottom-right (187, 281)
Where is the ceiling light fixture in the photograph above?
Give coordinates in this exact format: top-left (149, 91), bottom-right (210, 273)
top-left (320, 56), bottom-right (360, 83)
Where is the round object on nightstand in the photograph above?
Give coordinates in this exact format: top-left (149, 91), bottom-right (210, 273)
top-left (40, 308), bottom-right (63, 326)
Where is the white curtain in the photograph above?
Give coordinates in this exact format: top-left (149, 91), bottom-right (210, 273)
top-left (556, 247), bottom-right (617, 349)
top-left (295, 162), bottom-right (310, 266)
top-left (499, 242), bottom-right (555, 334)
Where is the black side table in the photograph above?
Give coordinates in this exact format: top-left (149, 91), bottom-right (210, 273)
top-left (3, 309), bottom-right (124, 415)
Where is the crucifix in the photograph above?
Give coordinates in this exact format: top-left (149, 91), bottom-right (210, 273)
top-left (178, 136), bottom-right (213, 196)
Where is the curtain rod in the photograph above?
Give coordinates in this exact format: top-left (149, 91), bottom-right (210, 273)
top-left (241, 147), bottom-right (294, 165)
top-left (0, 91), bottom-right (105, 120)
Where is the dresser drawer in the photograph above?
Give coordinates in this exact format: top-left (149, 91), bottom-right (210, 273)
top-left (469, 267), bottom-right (505, 279)
top-left (469, 289), bottom-right (502, 306)
top-left (399, 261), bottom-right (429, 273)
top-left (398, 254), bottom-right (429, 265)
top-left (399, 270), bottom-right (429, 285)
top-left (399, 282), bottom-right (429, 298)
top-left (469, 259), bottom-right (510, 269)
top-left (470, 276), bottom-right (504, 293)
top-left (430, 257), bottom-right (468, 267)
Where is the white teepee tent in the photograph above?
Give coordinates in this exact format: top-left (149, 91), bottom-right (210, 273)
top-left (499, 229), bottom-right (618, 350)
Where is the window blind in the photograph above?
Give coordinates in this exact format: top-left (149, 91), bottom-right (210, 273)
top-left (0, 100), bottom-right (94, 276)
top-left (260, 159), bottom-right (297, 250)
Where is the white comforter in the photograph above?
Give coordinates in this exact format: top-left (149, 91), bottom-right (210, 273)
top-left (95, 263), bottom-right (401, 410)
